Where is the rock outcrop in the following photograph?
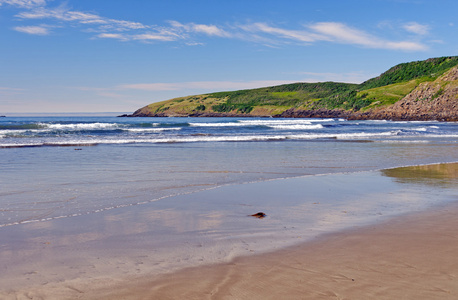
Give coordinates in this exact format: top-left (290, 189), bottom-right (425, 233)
top-left (371, 67), bottom-right (458, 121)
top-left (275, 67), bottom-right (458, 121)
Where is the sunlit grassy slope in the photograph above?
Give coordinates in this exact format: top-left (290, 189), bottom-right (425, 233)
top-left (134, 56), bottom-right (458, 116)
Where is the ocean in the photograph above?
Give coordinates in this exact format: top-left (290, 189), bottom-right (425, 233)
top-left (1, 116), bottom-right (458, 293)
top-left (1, 116), bottom-right (457, 228)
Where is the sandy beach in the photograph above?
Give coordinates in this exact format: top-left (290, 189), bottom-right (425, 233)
top-left (13, 195), bottom-right (458, 299)
top-left (92, 202), bottom-right (458, 300)
top-left (1, 163), bottom-right (457, 299)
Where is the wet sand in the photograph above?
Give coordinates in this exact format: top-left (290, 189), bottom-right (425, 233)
top-left (94, 202), bottom-right (458, 300)
top-left (1, 163), bottom-right (457, 299)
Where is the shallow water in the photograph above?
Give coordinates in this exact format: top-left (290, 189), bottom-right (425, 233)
top-left (1, 117), bottom-right (457, 227)
top-left (0, 163), bottom-right (456, 293)
top-left (1, 114), bottom-right (457, 293)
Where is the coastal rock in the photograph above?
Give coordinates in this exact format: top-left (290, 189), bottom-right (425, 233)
top-left (250, 212), bottom-right (267, 219)
top-left (362, 67), bottom-right (458, 121)
top-left (274, 67), bottom-right (458, 122)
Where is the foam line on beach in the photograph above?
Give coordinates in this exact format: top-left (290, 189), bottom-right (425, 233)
top-left (0, 130), bottom-right (413, 148)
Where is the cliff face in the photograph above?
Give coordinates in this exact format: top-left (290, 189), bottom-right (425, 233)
top-left (360, 67), bottom-right (458, 121)
top-left (276, 67), bottom-right (458, 121)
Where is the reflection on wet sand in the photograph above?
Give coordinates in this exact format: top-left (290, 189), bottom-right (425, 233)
top-left (1, 163), bottom-right (457, 298)
top-left (382, 163), bottom-right (458, 186)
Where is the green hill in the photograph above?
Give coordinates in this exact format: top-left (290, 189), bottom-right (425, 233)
top-left (360, 56), bottom-right (458, 89)
top-left (128, 56), bottom-right (458, 121)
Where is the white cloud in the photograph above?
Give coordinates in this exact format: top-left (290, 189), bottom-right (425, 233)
top-left (238, 21), bottom-right (427, 51)
top-left (16, 5), bottom-right (148, 33)
top-left (241, 22), bottom-right (322, 43)
top-left (170, 21), bottom-right (230, 37)
top-left (5, 1), bottom-right (428, 51)
top-left (185, 41), bottom-right (205, 46)
top-left (133, 33), bottom-right (176, 42)
top-left (15, 7), bottom-right (50, 18)
top-left (96, 33), bottom-right (128, 41)
top-left (0, 0), bottom-right (46, 8)
top-left (110, 19), bottom-right (146, 30)
top-left (384, 41), bottom-right (427, 51)
top-left (403, 22), bottom-right (430, 35)
top-left (309, 22), bottom-right (427, 51)
top-left (241, 22), bottom-right (427, 51)
top-left (309, 22), bottom-right (374, 45)
top-left (62, 11), bottom-right (106, 24)
top-left (17, 7), bottom-right (102, 22)
top-left (96, 32), bottom-right (177, 42)
top-left (192, 24), bottom-right (229, 37)
top-left (14, 25), bottom-right (50, 35)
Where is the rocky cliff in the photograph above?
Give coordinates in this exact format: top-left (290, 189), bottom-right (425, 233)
top-left (277, 67), bottom-right (458, 121)
top-left (371, 67), bottom-right (458, 121)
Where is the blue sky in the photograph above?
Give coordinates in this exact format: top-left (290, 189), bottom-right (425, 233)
top-left (1, 0), bottom-right (457, 113)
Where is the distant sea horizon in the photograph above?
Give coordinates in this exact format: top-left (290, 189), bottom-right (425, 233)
top-left (1, 112), bottom-right (130, 117)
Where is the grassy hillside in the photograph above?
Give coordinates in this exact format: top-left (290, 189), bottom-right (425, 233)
top-left (209, 82), bottom-right (358, 113)
top-left (131, 56), bottom-right (458, 117)
top-left (360, 56), bottom-right (458, 89)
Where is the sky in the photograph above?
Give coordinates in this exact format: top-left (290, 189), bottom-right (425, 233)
top-left (0, 0), bottom-right (457, 114)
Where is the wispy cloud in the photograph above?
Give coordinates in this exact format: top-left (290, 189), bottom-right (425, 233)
top-left (118, 80), bottom-right (300, 92)
top-left (88, 74), bottom-right (370, 99)
top-left (12, 4), bottom-right (183, 42)
top-left (0, 0), bottom-right (46, 8)
top-left (403, 22), bottom-right (430, 35)
top-left (14, 24), bottom-right (50, 35)
top-left (312, 22), bottom-right (427, 51)
top-left (241, 22), bottom-right (323, 43)
top-left (133, 32), bottom-right (177, 42)
top-left (2, 0), bottom-right (429, 51)
top-left (379, 20), bottom-right (430, 36)
top-left (309, 22), bottom-right (377, 46)
top-left (170, 21), bottom-right (231, 37)
top-left (96, 33), bottom-right (127, 41)
top-left (243, 21), bottom-right (427, 51)
top-left (76, 87), bottom-right (126, 99)
top-left (291, 71), bottom-right (374, 84)
top-left (95, 32), bottom-right (178, 42)
top-left (0, 86), bottom-right (24, 91)
top-left (16, 6), bottom-right (147, 32)
top-left (0, 86), bottom-right (25, 96)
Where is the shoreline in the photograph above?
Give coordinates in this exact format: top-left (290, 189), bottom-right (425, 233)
top-left (123, 109), bottom-right (458, 122)
top-left (102, 201), bottom-right (458, 300)
top-left (0, 162), bottom-right (457, 299)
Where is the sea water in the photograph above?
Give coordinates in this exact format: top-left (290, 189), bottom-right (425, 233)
top-left (1, 116), bottom-right (458, 292)
top-left (1, 116), bottom-right (457, 227)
